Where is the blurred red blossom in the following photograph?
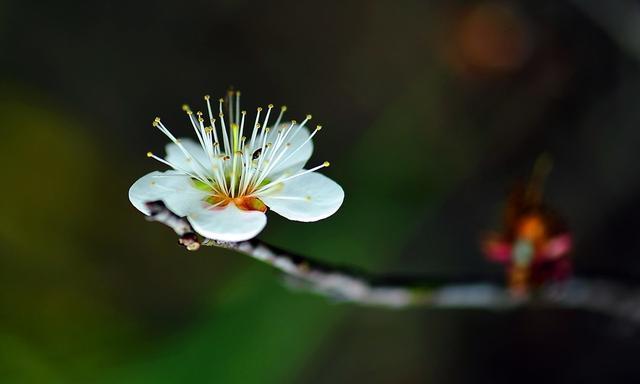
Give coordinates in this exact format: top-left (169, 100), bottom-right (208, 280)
top-left (483, 157), bottom-right (572, 295)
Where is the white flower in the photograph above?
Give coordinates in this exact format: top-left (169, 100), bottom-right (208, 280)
top-left (129, 92), bottom-right (344, 242)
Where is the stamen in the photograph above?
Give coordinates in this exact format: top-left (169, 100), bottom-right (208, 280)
top-left (205, 95), bottom-right (220, 145)
top-left (146, 151), bottom-right (216, 190)
top-left (227, 90), bottom-right (234, 126)
top-left (235, 91), bottom-right (241, 129)
top-left (239, 111), bottom-right (247, 151)
top-left (257, 104), bottom-right (274, 146)
top-left (148, 93), bottom-right (332, 201)
top-left (254, 161), bottom-right (330, 195)
top-left (278, 124), bottom-right (322, 167)
top-left (271, 105), bottom-right (287, 132)
top-left (249, 107), bottom-right (262, 148)
top-left (253, 141), bottom-right (292, 187)
top-left (218, 99), bottom-right (232, 156)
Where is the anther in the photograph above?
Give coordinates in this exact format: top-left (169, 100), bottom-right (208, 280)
top-left (268, 104), bottom-right (274, 109)
top-left (204, 95), bottom-right (211, 100)
top-left (316, 125), bottom-right (322, 131)
top-left (306, 114), bottom-right (312, 120)
top-left (257, 107), bottom-right (263, 112)
top-left (281, 106), bottom-right (287, 112)
top-left (146, 151), bottom-right (153, 157)
top-left (323, 161), bottom-right (330, 167)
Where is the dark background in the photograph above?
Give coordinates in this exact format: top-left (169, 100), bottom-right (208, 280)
top-left (1, 0), bottom-right (640, 383)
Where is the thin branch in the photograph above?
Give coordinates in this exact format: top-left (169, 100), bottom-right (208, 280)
top-left (145, 201), bottom-right (640, 323)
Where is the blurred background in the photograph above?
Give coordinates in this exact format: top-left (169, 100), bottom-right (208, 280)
top-left (1, 0), bottom-right (640, 382)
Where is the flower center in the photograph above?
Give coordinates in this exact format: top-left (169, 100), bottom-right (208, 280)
top-left (196, 179), bottom-right (268, 212)
top-left (206, 194), bottom-right (267, 212)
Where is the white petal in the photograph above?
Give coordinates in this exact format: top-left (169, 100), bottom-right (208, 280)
top-left (260, 124), bottom-right (313, 176)
top-left (128, 170), bottom-right (208, 216)
top-left (187, 203), bottom-right (267, 242)
top-left (165, 138), bottom-right (209, 174)
top-left (258, 172), bottom-right (344, 222)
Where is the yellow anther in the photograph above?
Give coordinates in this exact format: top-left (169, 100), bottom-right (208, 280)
top-left (146, 151), bottom-right (153, 157)
top-left (323, 161), bottom-right (330, 167)
top-left (268, 104), bottom-right (274, 109)
top-left (291, 120), bottom-right (297, 124)
top-left (204, 95), bottom-right (211, 100)
top-left (281, 105), bottom-right (287, 111)
top-left (255, 123), bottom-right (261, 129)
top-left (205, 127), bottom-right (213, 133)
top-left (196, 111), bottom-right (203, 116)
top-left (306, 114), bottom-right (312, 120)
top-left (257, 107), bottom-right (263, 112)
top-left (218, 98), bottom-right (224, 103)
top-left (236, 91), bottom-right (241, 96)
top-left (316, 125), bottom-right (322, 131)
top-left (241, 110), bottom-right (246, 115)
top-left (198, 117), bottom-right (204, 123)
top-left (218, 113), bottom-right (224, 118)
top-left (182, 104), bottom-right (191, 112)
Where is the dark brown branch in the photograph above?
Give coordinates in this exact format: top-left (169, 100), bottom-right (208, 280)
top-left (144, 201), bottom-right (640, 322)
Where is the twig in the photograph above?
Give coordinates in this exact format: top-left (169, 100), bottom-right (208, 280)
top-left (144, 201), bottom-right (640, 323)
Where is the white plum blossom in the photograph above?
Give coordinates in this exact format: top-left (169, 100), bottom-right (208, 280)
top-left (129, 92), bottom-right (344, 242)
